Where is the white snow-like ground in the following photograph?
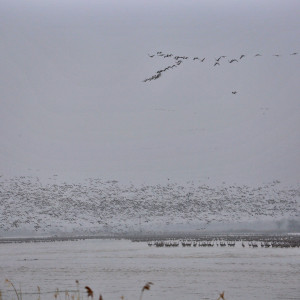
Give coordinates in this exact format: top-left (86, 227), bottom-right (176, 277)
top-left (0, 176), bottom-right (299, 237)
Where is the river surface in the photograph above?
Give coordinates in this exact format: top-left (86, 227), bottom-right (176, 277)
top-left (0, 238), bottom-right (299, 300)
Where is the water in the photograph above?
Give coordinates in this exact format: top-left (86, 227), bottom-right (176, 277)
top-left (0, 239), bottom-right (299, 300)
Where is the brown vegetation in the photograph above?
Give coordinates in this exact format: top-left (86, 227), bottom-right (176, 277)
top-left (1, 279), bottom-right (225, 300)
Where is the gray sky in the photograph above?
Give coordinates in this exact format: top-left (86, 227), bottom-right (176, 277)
top-left (1, 0), bottom-right (300, 185)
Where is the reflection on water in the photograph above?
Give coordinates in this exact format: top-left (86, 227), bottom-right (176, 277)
top-left (0, 239), bottom-right (299, 300)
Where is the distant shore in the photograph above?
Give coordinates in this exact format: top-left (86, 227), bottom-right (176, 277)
top-left (1, 231), bottom-right (299, 244)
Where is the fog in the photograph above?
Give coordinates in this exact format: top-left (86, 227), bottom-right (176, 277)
top-left (1, 0), bottom-right (300, 185)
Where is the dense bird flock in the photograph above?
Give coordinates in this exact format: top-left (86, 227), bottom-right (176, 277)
top-left (0, 176), bottom-right (299, 236)
top-left (146, 237), bottom-right (300, 248)
top-left (143, 51), bottom-right (298, 83)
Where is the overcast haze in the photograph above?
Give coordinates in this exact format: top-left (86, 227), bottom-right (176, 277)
top-left (1, 0), bottom-right (300, 185)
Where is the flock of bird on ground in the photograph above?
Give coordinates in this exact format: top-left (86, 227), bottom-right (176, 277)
top-left (147, 238), bottom-right (300, 248)
top-left (143, 51), bottom-right (298, 94)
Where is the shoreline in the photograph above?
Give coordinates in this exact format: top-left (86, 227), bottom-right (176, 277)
top-left (1, 231), bottom-right (299, 244)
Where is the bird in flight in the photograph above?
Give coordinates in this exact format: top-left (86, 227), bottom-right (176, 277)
top-left (143, 49), bottom-right (298, 83)
top-left (215, 56), bottom-right (226, 61)
top-left (232, 91), bottom-right (237, 94)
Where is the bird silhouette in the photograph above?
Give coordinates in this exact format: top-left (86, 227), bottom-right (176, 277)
top-left (144, 50), bottom-right (298, 83)
top-left (232, 91), bottom-right (237, 94)
top-left (215, 56), bottom-right (225, 62)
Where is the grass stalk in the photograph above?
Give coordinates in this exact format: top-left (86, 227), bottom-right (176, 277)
top-left (5, 279), bottom-right (20, 300)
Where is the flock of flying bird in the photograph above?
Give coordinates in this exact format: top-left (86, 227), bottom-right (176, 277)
top-left (143, 51), bottom-right (298, 94)
top-left (1, 176), bottom-right (298, 235)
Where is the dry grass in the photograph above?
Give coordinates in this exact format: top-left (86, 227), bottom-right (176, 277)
top-left (139, 282), bottom-right (153, 300)
top-left (5, 279), bottom-right (20, 300)
top-left (1, 279), bottom-right (225, 300)
top-left (85, 286), bottom-right (93, 299)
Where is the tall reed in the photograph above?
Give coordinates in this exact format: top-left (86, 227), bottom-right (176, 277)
top-left (5, 279), bottom-right (20, 300)
top-left (139, 282), bottom-right (153, 300)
